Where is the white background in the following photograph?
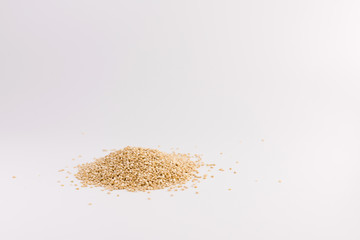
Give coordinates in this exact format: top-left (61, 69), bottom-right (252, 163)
top-left (1, 1), bottom-right (360, 239)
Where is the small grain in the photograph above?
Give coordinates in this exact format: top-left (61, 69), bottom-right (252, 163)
top-left (75, 146), bottom-right (204, 192)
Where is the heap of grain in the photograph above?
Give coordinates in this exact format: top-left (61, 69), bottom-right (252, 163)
top-left (75, 146), bottom-right (203, 192)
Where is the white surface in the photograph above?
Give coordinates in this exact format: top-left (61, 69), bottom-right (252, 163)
top-left (1, 1), bottom-right (360, 239)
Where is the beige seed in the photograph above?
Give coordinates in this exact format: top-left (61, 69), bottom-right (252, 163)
top-left (219, 168), bottom-right (224, 171)
top-left (88, 203), bottom-right (92, 206)
top-left (278, 180), bottom-right (282, 183)
top-left (58, 169), bottom-right (64, 172)
top-left (12, 176), bottom-right (16, 179)
top-left (73, 146), bottom-right (208, 193)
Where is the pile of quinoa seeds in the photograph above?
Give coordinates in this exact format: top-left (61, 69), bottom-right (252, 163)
top-left (74, 146), bottom-right (212, 192)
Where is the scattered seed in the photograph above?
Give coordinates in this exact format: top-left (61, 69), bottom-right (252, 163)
top-left (278, 180), bottom-right (282, 183)
top-left (147, 198), bottom-right (151, 200)
top-left (88, 203), bottom-right (92, 206)
top-left (61, 184), bottom-right (64, 187)
top-left (58, 169), bottom-right (64, 172)
top-left (219, 168), bottom-right (224, 172)
top-left (12, 176), bottom-right (16, 179)
top-left (228, 188), bottom-right (232, 191)
top-left (170, 194), bottom-right (174, 197)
